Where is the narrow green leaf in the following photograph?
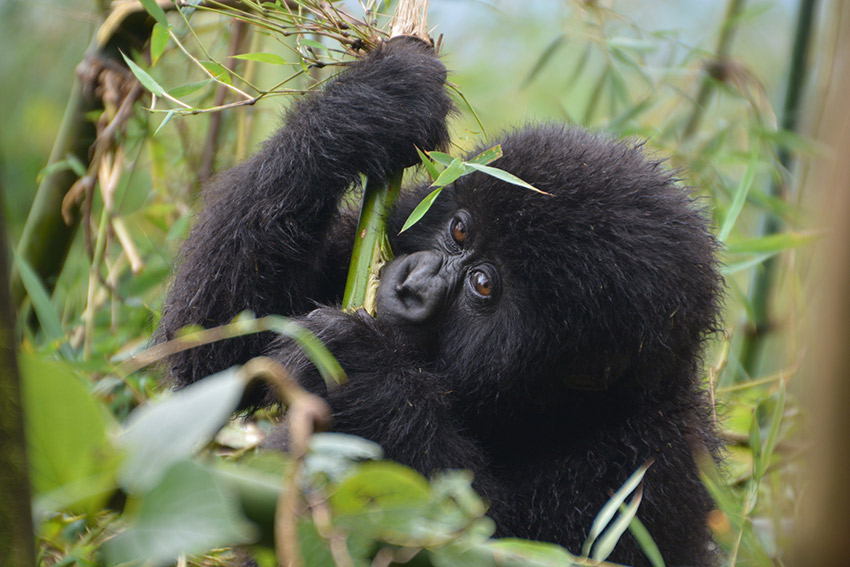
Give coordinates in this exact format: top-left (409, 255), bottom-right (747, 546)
top-left (426, 151), bottom-right (455, 167)
top-left (592, 486), bottom-right (644, 562)
top-left (628, 516), bottom-right (665, 567)
top-left (233, 52), bottom-right (290, 65)
top-left (466, 144), bottom-right (503, 166)
top-left (432, 158), bottom-right (467, 188)
top-left (400, 187), bottom-right (443, 233)
top-left (725, 231), bottom-right (820, 255)
top-left (120, 51), bottom-right (166, 96)
top-left (265, 316), bottom-right (346, 386)
top-left (465, 163), bottom-right (549, 195)
top-left (154, 110), bottom-right (176, 136)
top-left (12, 250), bottom-right (70, 357)
top-left (201, 60), bottom-right (232, 85)
top-left (150, 22), bottom-right (170, 65)
top-left (416, 147), bottom-right (442, 181)
top-left (521, 34), bottom-right (566, 89)
top-left (756, 381), bottom-right (786, 481)
top-left (717, 147), bottom-right (759, 242)
top-left (301, 38), bottom-right (329, 53)
top-left (139, 0), bottom-right (168, 27)
top-left (582, 460), bottom-right (652, 556)
top-left (607, 36), bottom-right (657, 53)
top-left (168, 78), bottom-right (213, 98)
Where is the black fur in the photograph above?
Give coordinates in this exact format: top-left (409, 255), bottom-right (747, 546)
top-left (158, 36), bottom-right (723, 566)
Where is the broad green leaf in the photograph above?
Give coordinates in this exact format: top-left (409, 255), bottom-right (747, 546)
top-left (201, 60), bottom-right (232, 85)
top-left (400, 186), bottom-right (443, 233)
top-left (168, 78), bottom-right (213, 98)
top-left (432, 157), bottom-right (467, 187)
top-left (331, 461), bottom-right (430, 516)
top-left (465, 163), bottom-right (548, 194)
top-left (118, 368), bottom-right (245, 493)
top-left (150, 22), bottom-right (170, 65)
top-left (120, 51), bottom-right (166, 96)
top-left (104, 460), bottom-right (256, 566)
top-left (233, 52), bottom-right (290, 65)
top-left (416, 146), bottom-right (442, 181)
top-left (20, 355), bottom-right (116, 513)
top-left (582, 460), bottom-right (652, 556)
top-left (466, 144), bottom-right (503, 166)
top-left (139, 0), bottom-right (168, 27)
top-left (717, 147), bottom-right (759, 242)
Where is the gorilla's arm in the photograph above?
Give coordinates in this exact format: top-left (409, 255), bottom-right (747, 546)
top-left (157, 37), bottom-right (452, 386)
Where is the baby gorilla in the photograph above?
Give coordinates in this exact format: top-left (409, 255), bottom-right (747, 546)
top-left (158, 37), bottom-right (723, 566)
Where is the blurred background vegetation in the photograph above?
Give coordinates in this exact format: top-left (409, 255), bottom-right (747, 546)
top-left (2, 0), bottom-right (847, 565)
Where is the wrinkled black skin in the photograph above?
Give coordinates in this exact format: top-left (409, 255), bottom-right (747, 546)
top-left (158, 37), bottom-right (723, 567)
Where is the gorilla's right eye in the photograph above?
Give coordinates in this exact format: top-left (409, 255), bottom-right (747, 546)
top-left (451, 218), bottom-right (468, 245)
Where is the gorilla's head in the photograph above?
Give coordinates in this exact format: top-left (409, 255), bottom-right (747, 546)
top-left (379, 125), bottom-right (723, 402)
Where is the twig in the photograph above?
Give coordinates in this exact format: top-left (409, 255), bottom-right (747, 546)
top-left (238, 357), bottom-right (332, 567)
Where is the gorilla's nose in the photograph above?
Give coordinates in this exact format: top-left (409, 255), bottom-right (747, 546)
top-left (376, 251), bottom-right (447, 326)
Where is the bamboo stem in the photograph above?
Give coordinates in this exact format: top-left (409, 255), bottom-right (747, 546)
top-left (737, 0), bottom-right (818, 378)
top-left (341, 0), bottom-right (430, 314)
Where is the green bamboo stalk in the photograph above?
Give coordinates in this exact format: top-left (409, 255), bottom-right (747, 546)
top-left (738, 0), bottom-right (818, 379)
top-left (10, 78), bottom-right (97, 309)
top-left (342, 171), bottom-right (403, 314)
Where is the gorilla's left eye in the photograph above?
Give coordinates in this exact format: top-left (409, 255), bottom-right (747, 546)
top-left (470, 270), bottom-right (492, 297)
top-left (451, 218), bottom-right (468, 245)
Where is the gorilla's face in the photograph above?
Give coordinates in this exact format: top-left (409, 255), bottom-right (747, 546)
top-left (377, 209), bottom-right (499, 328)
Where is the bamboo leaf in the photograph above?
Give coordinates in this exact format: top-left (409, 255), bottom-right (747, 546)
top-left (400, 187), bottom-right (443, 233)
top-left (464, 163), bottom-right (548, 195)
top-left (12, 251), bottom-right (71, 358)
top-left (725, 231), bottom-right (820, 255)
top-left (426, 151), bottom-right (455, 167)
top-left (521, 34), bottom-right (566, 89)
top-left (301, 38), bottom-right (329, 53)
top-left (150, 23), bottom-right (170, 66)
top-left (592, 486), bottom-right (645, 562)
top-left (154, 110), bottom-right (176, 136)
top-left (416, 147), bottom-right (442, 181)
top-left (628, 515), bottom-right (665, 567)
top-left (201, 60), bottom-right (232, 85)
top-left (120, 51), bottom-right (166, 96)
top-left (232, 52), bottom-right (290, 65)
top-left (717, 147), bottom-right (759, 242)
top-left (139, 0), bottom-right (168, 27)
top-left (582, 460), bottom-right (652, 557)
top-left (431, 158), bottom-right (467, 188)
top-left (466, 144), bottom-right (503, 166)
top-left (168, 79), bottom-right (213, 98)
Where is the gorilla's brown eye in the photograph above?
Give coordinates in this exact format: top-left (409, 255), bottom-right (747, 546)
top-left (451, 218), bottom-right (468, 244)
top-left (471, 270), bottom-right (492, 297)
